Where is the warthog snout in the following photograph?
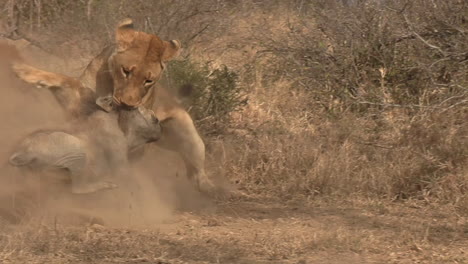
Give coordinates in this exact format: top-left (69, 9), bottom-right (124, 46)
top-left (9, 152), bottom-right (33, 167)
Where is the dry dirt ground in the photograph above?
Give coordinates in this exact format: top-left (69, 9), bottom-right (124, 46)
top-left (0, 191), bottom-right (467, 264)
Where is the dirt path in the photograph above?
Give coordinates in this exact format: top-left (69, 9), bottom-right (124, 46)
top-left (0, 149), bottom-right (465, 263)
top-left (1, 196), bottom-right (467, 264)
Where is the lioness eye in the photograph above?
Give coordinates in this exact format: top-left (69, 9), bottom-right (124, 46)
top-left (121, 67), bottom-right (130, 78)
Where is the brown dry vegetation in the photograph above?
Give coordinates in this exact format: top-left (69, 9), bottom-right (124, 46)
top-left (0, 0), bottom-right (467, 263)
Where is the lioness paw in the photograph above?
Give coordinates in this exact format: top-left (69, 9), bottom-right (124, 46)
top-left (36, 80), bottom-right (48, 89)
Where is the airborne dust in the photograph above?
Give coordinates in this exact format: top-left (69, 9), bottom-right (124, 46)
top-left (0, 42), bottom-right (212, 228)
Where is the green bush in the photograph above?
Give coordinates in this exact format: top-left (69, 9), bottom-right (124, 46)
top-left (164, 59), bottom-right (246, 134)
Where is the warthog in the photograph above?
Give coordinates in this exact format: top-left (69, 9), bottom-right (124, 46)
top-left (9, 63), bottom-right (162, 194)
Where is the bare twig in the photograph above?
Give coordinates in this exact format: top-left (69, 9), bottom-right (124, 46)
top-left (87, 0), bottom-right (94, 21)
top-left (439, 99), bottom-right (468, 114)
top-left (403, 14), bottom-right (446, 56)
top-left (186, 24), bottom-right (209, 44)
top-left (429, 58), bottom-right (451, 69)
top-left (435, 92), bottom-right (468, 107)
top-left (34, 0), bottom-right (41, 29)
top-left (384, 0), bottom-right (410, 14)
top-left (354, 141), bottom-right (395, 150)
top-left (355, 101), bottom-right (432, 109)
top-left (412, 30), bottom-right (446, 56)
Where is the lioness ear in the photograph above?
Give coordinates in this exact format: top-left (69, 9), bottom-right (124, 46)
top-left (116, 18), bottom-right (136, 52)
top-left (162, 40), bottom-right (181, 62)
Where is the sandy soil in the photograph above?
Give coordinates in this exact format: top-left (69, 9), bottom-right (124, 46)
top-left (0, 190), bottom-right (467, 264)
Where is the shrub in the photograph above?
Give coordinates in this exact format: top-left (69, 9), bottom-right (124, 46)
top-left (164, 58), bottom-right (246, 134)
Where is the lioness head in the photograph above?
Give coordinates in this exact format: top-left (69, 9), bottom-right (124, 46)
top-left (108, 19), bottom-right (181, 108)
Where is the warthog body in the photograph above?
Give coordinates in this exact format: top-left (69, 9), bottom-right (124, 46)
top-left (9, 94), bottom-right (161, 194)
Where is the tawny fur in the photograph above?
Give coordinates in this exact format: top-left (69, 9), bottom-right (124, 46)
top-left (78, 19), bottom-right (217, 193)
top-left (8, 19), bottom-right (222, 194)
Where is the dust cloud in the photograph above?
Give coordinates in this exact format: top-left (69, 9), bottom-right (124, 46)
top-left (0, 42), bottom-right (211, 229)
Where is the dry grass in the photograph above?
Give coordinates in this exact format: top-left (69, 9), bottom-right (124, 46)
top-left (197, 0), bottom-right (468, 211)
top-left (0, 199), bottom-right (466, 263)
top-left (209, 83), bottom-right (467, 211)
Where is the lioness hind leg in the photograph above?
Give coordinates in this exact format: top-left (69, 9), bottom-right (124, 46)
top-left (12, 63), bottom-right (87, 116)
top-left (12, 63), bottom-right (71, 89)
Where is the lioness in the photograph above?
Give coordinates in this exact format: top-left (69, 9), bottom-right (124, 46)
top-left (10, 63), bottom-right (162, 194)
top-left (78, 19), bottom-right (216, 193)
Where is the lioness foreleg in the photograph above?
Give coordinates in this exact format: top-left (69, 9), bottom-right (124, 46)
top-left (155, 110), bottom-right (216, 193)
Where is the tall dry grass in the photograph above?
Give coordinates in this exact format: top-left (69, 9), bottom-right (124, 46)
top-left (202, 0), bottom-right (467, 212)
